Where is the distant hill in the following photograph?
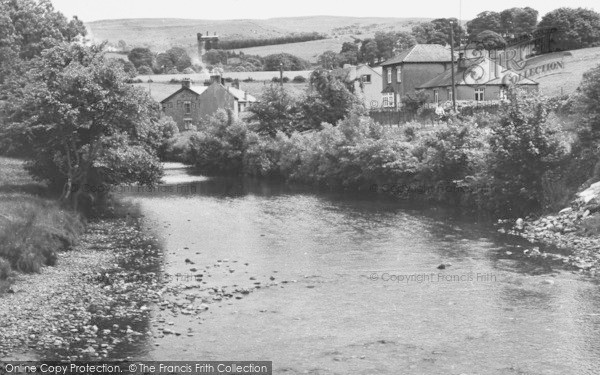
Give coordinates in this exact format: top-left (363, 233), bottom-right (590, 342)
top-left (87, 16), bottom-right (429, 62)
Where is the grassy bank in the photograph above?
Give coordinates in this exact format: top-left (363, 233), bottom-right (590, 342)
top-left (0, 157), bottom-right (83, 293)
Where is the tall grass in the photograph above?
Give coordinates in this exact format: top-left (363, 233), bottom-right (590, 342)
top-left (0, 157), bottom-right (84, 275)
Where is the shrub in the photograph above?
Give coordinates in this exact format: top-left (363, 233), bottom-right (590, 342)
top-left (164, 131), bottom-right (197, 163)
top-left (0, 199), bottom-right (83, 273)
top-left (137, 65), bottom-right (153, 75)
top-left (292, 75), bottom-right (307, 83)
top-left (242, 77), bottom-right (254, 82)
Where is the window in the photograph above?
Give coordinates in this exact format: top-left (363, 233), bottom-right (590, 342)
top-left (382, 93), bottom-right (395, 108)
top-left (387, 68), bottom-right (392, 84)
top-left (168, 102), bottom-right (173, 108)
top-left (183, 119), bottom-right (193, 130)
top-left (184, 101), bottom-right (191, 114)
top-left (499, 88), bottom-right (507, 100)
top-left (447, 88), bottom-right (453, 102)
top-left (362, 74), bottom-right (371, 83)
top-left (475, 88), bottom-right (485, 101)
top-left (396, 67), bottom-right (401, 83)
top-left (433, 90), bottom-right (439, 104)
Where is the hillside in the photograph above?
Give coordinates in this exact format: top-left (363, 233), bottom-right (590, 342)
top-left (524, 47), bottom-right (600, 97)
top-left (87, 16), bottom-right (429, 61)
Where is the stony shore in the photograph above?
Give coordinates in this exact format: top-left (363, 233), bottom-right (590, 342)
top-left (0, 201), bottom-right (282, 361)
top-left (499, 181), bottom-right (600, 275)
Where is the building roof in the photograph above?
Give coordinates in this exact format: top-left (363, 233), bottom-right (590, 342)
top-left (417, 57), bottom-right (538, 89)
top-left (159, 85), bottom-right (208, 103)
top-left (381, 44), bottom-right (454, 66)
top-left (226, 86), bottom-right (258, 102)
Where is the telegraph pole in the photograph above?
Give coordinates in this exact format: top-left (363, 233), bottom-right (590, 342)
top-left (450, 21), bottom-right (457, 112)
top-left (279, 61), bottom-right (284, 87)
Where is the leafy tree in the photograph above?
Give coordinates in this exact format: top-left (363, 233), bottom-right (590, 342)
top-left (470, 30), bottom-right (507, 53)
top-left (247, 85), bottom-right (300, 137)
top-left (338, 50), bottom-right (358, 66)
top-left (117, 39), bottom-right (128, 51)
top-left (110, 58), bottom-right (137, 78)
top-left (359, 39), bottom-right (378, 64)
top-left (127, 47), bottom-right (154, 69)
top-left (3, 43), bottom-right (165, 208)
top-left (0, 0), bottom-right (86, 83)
top-left (412, 19), bottom-right (463, 47)
top-left (341, 41), bottom-right (359, 54)
top-left (500, 7), bottom-right (538, 37)
top-left (467, 11), bottom-right (502, 38)
top-left (263, 53), bottom-right (310, 71)
top-left (299, 69), bottom-right (363, 130)
top-left (538, 7), bottom-right (600, 50)
top-left (165, 46), bottom-right (192, 71)
top-left (137, 65), bottom-right (153, 75)
top-left (574, 64), bottom-right (600, 141)
top-left (488, 88), bottom-right (566, 214)
top-left (393, 31), bottom-right (417, 54)
top-left (317, 50), bottom-right (340, 69)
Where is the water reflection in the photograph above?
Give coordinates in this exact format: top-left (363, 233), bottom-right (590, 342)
top-left (122, 170), bottom-right (600, 374)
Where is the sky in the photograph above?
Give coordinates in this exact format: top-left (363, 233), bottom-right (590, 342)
top-left (51, 0), bottom-right (598, 22)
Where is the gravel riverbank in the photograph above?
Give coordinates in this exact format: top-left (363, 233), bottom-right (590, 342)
top-left (500, 181), bottom-right (600, 275)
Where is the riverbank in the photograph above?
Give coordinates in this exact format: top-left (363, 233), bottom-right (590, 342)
top-left (0, 202), bottom-right (165, 360)
top-left (503, 181), bottom-right (600, 275)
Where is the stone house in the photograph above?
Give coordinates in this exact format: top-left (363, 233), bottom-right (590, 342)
top-left (380, 44), bottom-right (455, 108)
top-left (416, 56), bottom-right (539, 104)
top-left (160, 76), bottom-right (257, 131)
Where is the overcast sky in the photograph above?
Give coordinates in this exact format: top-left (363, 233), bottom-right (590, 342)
top-left (51, 0), bottom-right (598, 22)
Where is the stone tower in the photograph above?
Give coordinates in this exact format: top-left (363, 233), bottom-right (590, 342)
top-left (197, 32), bottom-right (219, 61)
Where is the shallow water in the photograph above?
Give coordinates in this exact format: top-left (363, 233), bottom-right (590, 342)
top-left (125, 164), bottom-right (600, 374)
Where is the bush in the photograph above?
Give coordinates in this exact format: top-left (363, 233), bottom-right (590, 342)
top-left (138, 65), bottom-right (153, 75)
top-left (271, 76), bottom-right (290, 83)
top-left (164, 131), bottom-right (197, 163)
top-left (292, 75), bottom-right (307, 83)
top-left (0, 198), bottom-right (83, 273)
top-left (189, 110), bottom-right (248, 174)
top-left (242, 77), bottom-right (255, 82)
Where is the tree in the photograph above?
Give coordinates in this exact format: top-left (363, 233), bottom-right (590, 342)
top-left (247, 85), bottom-right (300, 137)
top-left (467, 11), bottom-right (502, 38)
top-left (393, 31), bottom-right (417, 54)
top-left (299, 69), bottom-right (363, 130)
top-left (359, 39), bottom-right (378, 64)
top-left (3, 43), bottom-right (165, 208)
top-left (263, 53), bottom-right (310, 71)
top-left (341, 41), bottom-right (359, 54)
top-left (0, 0), bottom-right (86, 83)
top-left (317, 50), bottom-right (340, 69)
top-left (488, 88), bottom-right (566, 214)
top-left (470, 30), bottom-right (507, 53)
top-left (412, 19), bottom-right (463, 47)
top-left (127, 47), bottom-right (154, 69)
top-left (538, 8), bottom-right (600, 50)
top-left (574, 64), bottom-right (600, 140)
top-left (501, 7), bottom-right (539, 37)
top-left (165, 46), bottom-right (192, 72)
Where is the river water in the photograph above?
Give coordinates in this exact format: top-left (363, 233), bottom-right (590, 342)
top-left (124, 163), bottom-right (600, 374)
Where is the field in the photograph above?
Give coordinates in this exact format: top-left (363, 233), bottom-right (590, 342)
top-left (87, 16), bottom-right (428, 61)
top-left (523, 47), bottom-right (600, 97)
top-left (234, 36), bottom-right (355, 62)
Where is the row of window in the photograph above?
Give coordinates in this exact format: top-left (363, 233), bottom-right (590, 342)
top-left (163, 101), bottom-right (194, 114)
top-left (384, 87), bottom-right (502, 107)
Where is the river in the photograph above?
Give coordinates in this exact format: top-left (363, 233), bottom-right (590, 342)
top-left (123, 163), bottom-right (600, 374)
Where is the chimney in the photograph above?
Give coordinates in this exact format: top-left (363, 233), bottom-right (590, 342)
top-left (210, 74), bottom-right (221, 84)
top-left (244, 91), bottom-right (247, 101)
top-left (182, 78), bottom-right (191, 88)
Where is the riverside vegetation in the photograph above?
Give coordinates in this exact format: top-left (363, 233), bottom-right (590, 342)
top-left (163, 66), bottom-right (600, 272)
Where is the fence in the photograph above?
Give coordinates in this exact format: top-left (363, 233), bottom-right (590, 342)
top-left (369, 103), bottom-right (502, 126)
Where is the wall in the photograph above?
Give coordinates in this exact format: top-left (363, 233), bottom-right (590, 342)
top-left (382, 62), bottom-right (450, 105)
top-left (161, 89), bottom-right (202, 131)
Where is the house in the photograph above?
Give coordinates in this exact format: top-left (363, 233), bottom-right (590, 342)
top-left (416, 56), bottom-right (539, 104)
top-left (337, 64), bottom-right (383, 109)
top-left (159, 75), bottom-right (257, 131)
top-left (380, 44), bottom-right (455, 108)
